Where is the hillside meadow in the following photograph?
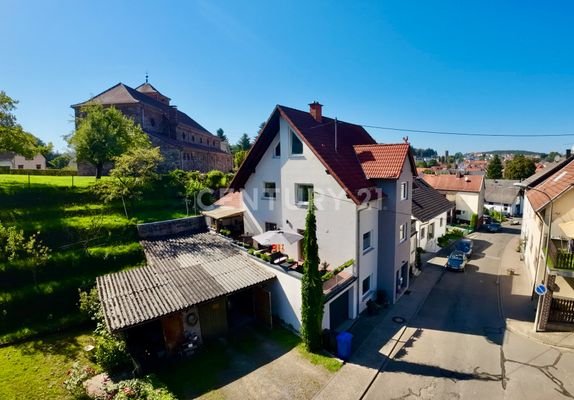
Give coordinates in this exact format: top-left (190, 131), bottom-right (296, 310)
top-left (0, 174), bottom-right (189, 344)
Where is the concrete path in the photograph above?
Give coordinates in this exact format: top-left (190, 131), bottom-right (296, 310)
top-left (314, 258), bottom-right (446, 400)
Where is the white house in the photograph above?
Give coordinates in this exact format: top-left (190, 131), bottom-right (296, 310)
top-left (411, 177), bottom-right (454, 255)
top-left (0, 152), bottom-right (46, 170)
top-left (228, 102), bottom-right (416, 331)
top-left (423, 173), bottom-right (485, 224)
top-left (484, 179), bottom-right (523, 217)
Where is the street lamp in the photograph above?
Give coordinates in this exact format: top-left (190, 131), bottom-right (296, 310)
top-left (514, 182), bottom-right (553, 331)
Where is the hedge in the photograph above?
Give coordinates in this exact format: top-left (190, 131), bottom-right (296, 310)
top-left (1, 169), bottom-right (78, 176)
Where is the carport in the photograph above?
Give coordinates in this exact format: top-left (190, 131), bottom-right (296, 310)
top-left (96, 231), bottom-right (276, 361)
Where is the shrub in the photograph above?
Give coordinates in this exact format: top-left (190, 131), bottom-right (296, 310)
top-left (219, 228), bottom-right (231, 237)
top-left (470, 213), bottom-right (478, 230)
top-left (105, 375), bottom-right (176, 400)
top-left (261, 253), bottom-right (271, 262)
top-left (63, 361), bottom-right (97, 399)
top-left (450, 229), bottom-right (464, 238)
top-left (94, 331), bottom-right (131, 372)
top-left (247, 248), bottom-right (255, 255)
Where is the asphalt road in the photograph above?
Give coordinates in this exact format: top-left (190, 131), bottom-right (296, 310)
top-left (364, 226), bottom-right (574, 400)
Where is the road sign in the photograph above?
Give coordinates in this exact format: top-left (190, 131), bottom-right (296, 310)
top-left (535, 284), bottom-right (547, 296)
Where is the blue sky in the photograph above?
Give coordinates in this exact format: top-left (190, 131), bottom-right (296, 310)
top-left (2, 0), bottom-right (574, 155)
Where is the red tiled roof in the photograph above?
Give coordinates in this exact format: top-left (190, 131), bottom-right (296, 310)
top-left (422, 174), bottom-right (484, 193)
top-left (215, 191), bottom-right (242, 208)
top-left (528, 158), bottom-right (574, 211)
top-left (229, 105), bottom-right (383, 204)
top-left (354, 143), bottom-right (415, 179)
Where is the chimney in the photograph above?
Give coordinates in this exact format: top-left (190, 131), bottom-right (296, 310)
top-left (567, 148), bottom-right (572, 158)
top-left (309, 101), bottom-right (323, 123)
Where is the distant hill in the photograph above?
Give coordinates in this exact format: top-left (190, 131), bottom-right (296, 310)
top-left (484, 150), bottom-right (541, 156)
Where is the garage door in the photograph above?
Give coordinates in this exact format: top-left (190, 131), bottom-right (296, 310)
top-left (329, 290), bottom-right (349, 331)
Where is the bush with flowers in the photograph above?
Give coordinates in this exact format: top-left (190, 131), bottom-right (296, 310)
top-left (63, 361), bottom-right (97, 399)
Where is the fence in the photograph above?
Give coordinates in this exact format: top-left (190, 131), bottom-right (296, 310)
top-left (549, 297), bottom-right (574, 324)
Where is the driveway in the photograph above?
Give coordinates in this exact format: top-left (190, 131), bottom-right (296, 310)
top-left (364, 226), bottom-right (574, 399)
top-left (156, 326), bottom-right (333, 400)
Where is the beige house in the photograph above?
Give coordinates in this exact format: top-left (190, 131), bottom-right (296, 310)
top-left (0, 152), bottom-right (46, 170)
top-left (520, 156), bottom-right (574, 331)
top-left (422, 173), bottom-right (485, 224)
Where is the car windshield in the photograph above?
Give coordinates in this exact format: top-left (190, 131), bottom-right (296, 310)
top-left (449, 251), bottom-right (465, 263)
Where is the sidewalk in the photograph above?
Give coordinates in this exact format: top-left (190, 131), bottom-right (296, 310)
top-left (314, 255), bottom-right (447, 400)
top-left (499, 235), bottom-right (574, 350)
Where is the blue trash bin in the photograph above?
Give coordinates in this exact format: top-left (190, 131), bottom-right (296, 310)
top-left (336, 331), bottom-right (353, 361)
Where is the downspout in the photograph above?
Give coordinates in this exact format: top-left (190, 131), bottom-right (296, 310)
top-left (355, 205), bottom-right (362, 319)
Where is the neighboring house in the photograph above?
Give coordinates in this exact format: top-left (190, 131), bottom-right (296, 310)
top-left (71, 81), bottom-right (233, 175)
top-left (520, 156), bottom-right (574, 331)
top-left (484, 179), bottom-right (523, 217)
top-left (423, 173), bottom-right (485, 224)
top-left (0, 152), bottom-right (46, 170)
top-left (411, 177), bottom-right (454, 256)
top-left (228, 102), bottom-right (417, 331)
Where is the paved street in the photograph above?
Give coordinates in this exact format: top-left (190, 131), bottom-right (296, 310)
top-left (363, 226), bottom-right (574, 400)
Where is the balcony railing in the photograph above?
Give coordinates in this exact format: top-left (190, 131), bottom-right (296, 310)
top-left (548, 239), bottom-right (574, 271)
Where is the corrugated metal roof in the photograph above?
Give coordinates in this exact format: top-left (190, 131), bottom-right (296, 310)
top-left (484, 179), bottom-right (521, 204)
top-left (97, 232), bottom-right (276, 332)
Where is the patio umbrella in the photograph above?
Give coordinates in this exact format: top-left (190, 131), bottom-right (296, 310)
top-left (559, 221), bottom-right (574, 239)
top-left (252, 230), bottom-right (303, 246)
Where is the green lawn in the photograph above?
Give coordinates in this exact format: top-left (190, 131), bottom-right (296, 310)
top-left (0, 174), bottom-right (191, 344)
top-left (0, 330), bottom-right (97, 400)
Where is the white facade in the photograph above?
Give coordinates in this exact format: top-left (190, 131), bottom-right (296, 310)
top-left (415, 211), bottom-right (448, 253)
top-left (484, 196), bottom-right (523, 216)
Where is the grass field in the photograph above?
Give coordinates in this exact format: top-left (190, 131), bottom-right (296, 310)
top-left (0, 174), bottom-right (190, 344)
top-left (0, 330), bottom-right (97, 400)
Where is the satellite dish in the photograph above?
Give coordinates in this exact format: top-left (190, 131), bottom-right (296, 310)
top-left (555, 154), bottom-right (561, 162)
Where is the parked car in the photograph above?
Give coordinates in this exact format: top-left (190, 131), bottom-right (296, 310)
top-left (446, 250), bottom-right (467, 272)
top-left (486, 222), bottom-right (502, 232)
top-left (455, 239), bottom-right (473, 259)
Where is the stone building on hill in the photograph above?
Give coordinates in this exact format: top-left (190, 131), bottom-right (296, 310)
top-left (71, 81), bottom-right (233, 175)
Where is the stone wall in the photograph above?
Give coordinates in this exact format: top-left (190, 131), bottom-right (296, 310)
top-left (137, 215), bottom-right (207, 239)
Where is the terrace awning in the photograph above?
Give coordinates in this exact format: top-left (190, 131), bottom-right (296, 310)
top-left (201, 206), bottom-right (243, 220)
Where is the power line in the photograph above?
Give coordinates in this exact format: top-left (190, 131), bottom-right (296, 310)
top-left (361, 124), bottom-right (574, 138)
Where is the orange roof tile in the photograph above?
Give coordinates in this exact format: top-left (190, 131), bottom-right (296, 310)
top-left (422, 174), bottom-right (484, 193)
top-left (354, 143), bottom-right (413, 179)
top-left (528, 159), bottom-right (574, 211)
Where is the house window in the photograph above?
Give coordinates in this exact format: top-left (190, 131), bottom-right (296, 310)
top-left (400, 182), bottom-right (408, 200)
top-left (36, 164), bottom-right (41, 170)
top-left (440, 218), bottom-right (443, 227)
top-left (291, 129), bottom-right (303, 155)
top-left (363, 231), bottom-right (372, 252)
top-left (263, 182), bottom-right (277, 199)
top-left (274, 143), bottom-right (281, 158)
top-left (420, 227), bottom-right (425, 240)
top-left (265, 222), bottom-right (278, 231)
top-left (150, 118), bottom-right (156, 127)
top-left (296, 184), bottom-right (313, 205)
top-left (192, 136), bottom-right (195, 142)
top-left (362, 275), bottom-right (371, 296)
top-left (399, 223), bottom-right (406, 242)
top-left (200, 137), bottom-right (203, 144)
top-left (428, 222), bottom-right (435, 240)
top-left (182, 132), bottom-right (186, 140)
top-left (17, 165), bottom-right (23, 169)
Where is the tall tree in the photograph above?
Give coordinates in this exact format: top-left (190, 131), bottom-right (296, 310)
top-left (216, 128), bottom-right (228, 142)
top-left (233, 149), bottom-right (247, 170)
top-left (0, 91), bottom-right (37, 157)
top-left (93, 147), bottom-right (163, 218)
top-left (237, 133), bottom-right (251, 151)
top-left (487, 154), bottom-right (503, 179)
top-left (67, 103), bottom-right (150, 179)
top-left (301, 194), bottom-right (324, 352)
top-left (504, 154), bottom-right (536, 180)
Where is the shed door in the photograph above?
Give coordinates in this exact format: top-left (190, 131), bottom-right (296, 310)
top-left (198, 297), bottom-right (228, 339)
top-left (329, 290), bottom-right (349, 331)
top-left (254, 286), bottom-right (273, 328)
top-left (161, 313), bottom-right (184, 352)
